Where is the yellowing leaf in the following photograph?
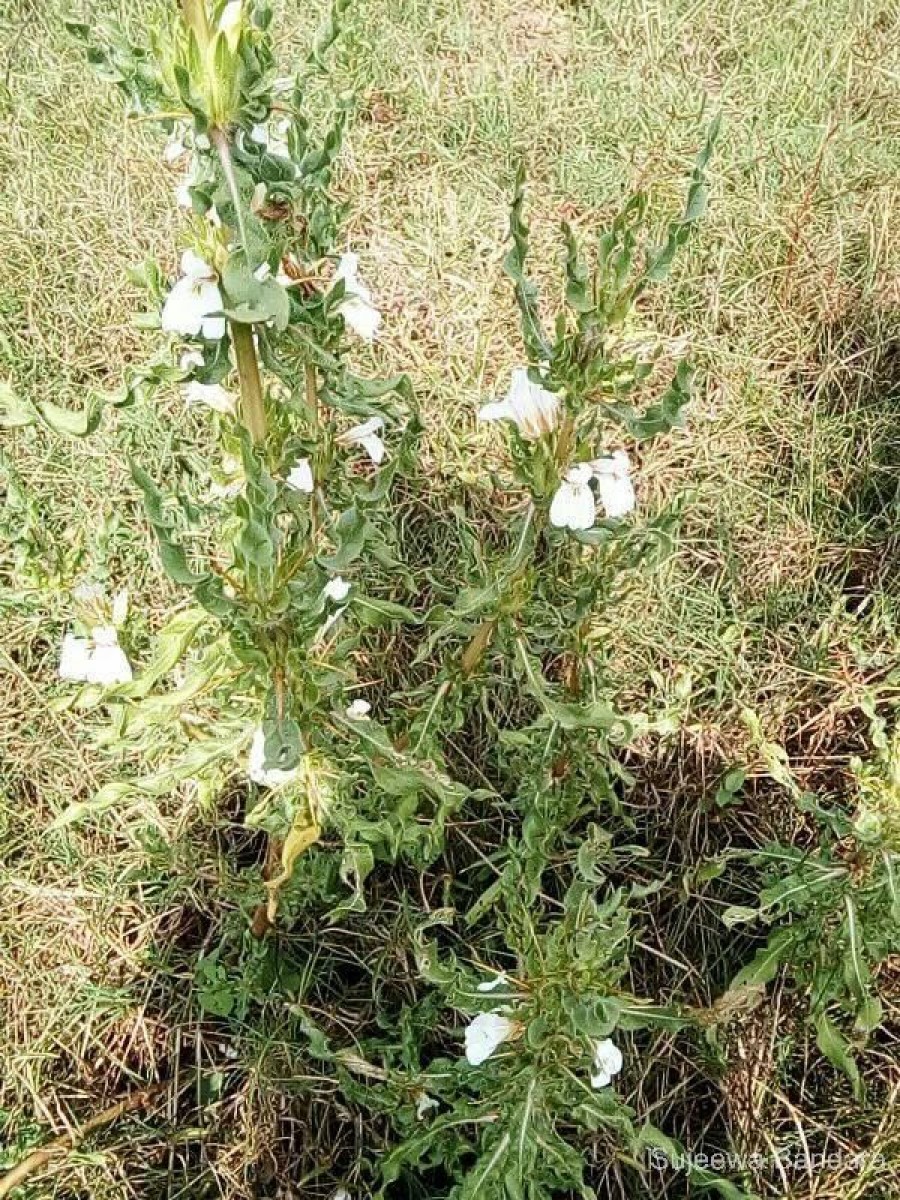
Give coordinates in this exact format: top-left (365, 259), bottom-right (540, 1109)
top-left (265, 812), bottom-right (321, 923)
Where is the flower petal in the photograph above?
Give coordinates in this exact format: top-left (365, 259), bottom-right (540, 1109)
top-left (184, 381), bottom-right (235, 414)
top-left (324, 576), bottom-right (351, 603)
top-left (248, 727), bottom-right (300, 788)
top-left (595, 473), bottom-right (636, 519)
top-left (549, 480), bottom-right (595, 530)
top-left (359, 432), bottom-right (386, 464)
top-left (59, 633), bottom-right (92, 682)
top-left (477, 399), bottom-right (513, 424)
top-left (161, 278), bottom-right (203, 337)
top-left (286, 458), bottom-right (314, 493)
top-left (476, 971), bottom-right (509, 993)
top-left (464, 1012), bottom-right (515, 1066)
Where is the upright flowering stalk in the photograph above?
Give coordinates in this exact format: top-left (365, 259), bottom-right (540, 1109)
top-left (66, 0), bottom-right (419, 931)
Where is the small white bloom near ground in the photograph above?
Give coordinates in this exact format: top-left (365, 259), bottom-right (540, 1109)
top-left (337, 416), bottom-right (385, 465)
top-left (478, 367), bottom-right (560, 440)
top-left (476, 971), bottom-right (509, 992)
top-left (59, 626), bottom-right (132, 686)
top-left (183, 381), bottom-right (236, 414)
top-left (285, 458), bottom-right (314, 493)
top-left (415, 1092), bottom-right (440, 1120)
top-left (180, 348), bottom-right (205, 372)
top-left (161, 251), bottom-right (226, 341)
top-left (250, 117), bottom-right (292, 159)
top-left (332, 253), bottom-right (382, 341)
top-left (346, 699), bottom-right (371, 720)
top-left (247, 727), bottom-right (300, 788)
top-left (464, 1011), bottom-right (516, 1065)
top-left (549, 463), bottom-right (596, 530)
top-left (590, 1037), bottom-right (623, 1089)
top-left (590, 450), bottom-right (636, 519)
top-left (550, 452), bottom-right (637, 530)
top-left (324, 576), bottom-right (351, 603)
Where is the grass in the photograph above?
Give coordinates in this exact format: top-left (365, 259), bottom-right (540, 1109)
top-left (3, 0), bottom-right (900, 1196)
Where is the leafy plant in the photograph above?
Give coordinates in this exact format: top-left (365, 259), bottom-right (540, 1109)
top-left (22, 2), bottom-right (744, 1197)
top-left (724, 719), bottom-right (900, 1099)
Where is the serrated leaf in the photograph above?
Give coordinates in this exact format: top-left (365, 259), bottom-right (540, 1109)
top-left (352, 595), bottom-right (419, 627)
top-left (731, 927), bottom-right (796, 988)
top-left (814, 1013), bottom-right (864, 1101)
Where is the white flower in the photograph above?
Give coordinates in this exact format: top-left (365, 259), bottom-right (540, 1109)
top-left (324, 576), bottom-right (351, 603)
top-left (59, 633), bottom-right (92, 681)
top-left (331, 1190), bottom-right (351, 1200)
top-left (549, 463), bottom-right (596, 531)
top-left (590, 1038), bottom-right (623, 1089)
top-left (86, 626), bottom-right (133, 685)
top-left (464, 1011), bottom-right (516, 1066)
top-left (337, 416), bottom-right (385, 465)
top-left (346, 699), bottom-right (371, 720)
top-left (175, 175), bottom-right (194, 209)
top-left (163, 132), bottom-right (187, 164)
top-left (478, 368), bottom-right (560, 440)
top-left (249, 119), bottom-right (291, 159)
top-left (183, 381), bottom-right (236, 415)
top-left (180, 348), bottom-right (205, 373)
top-left (59, 626), bottom-right (132, 686)
top-left (476, 971), bottom-right (509, 993)
top-left (248, 727), bottom-right (299, 788)
top-left (286, 458), bottom-right (314, 493)
top-left (332, 253), bottom-right (382, 342)
top-left (161, 250), bottom-right (226, 341)
top-left (415, 1092), bottom-right (440, 1120)
top-left (590, 450), bottom-right (636, 519)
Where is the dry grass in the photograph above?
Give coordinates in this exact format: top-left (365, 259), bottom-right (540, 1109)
top-left (4, 0), bottom-right (900, 1195)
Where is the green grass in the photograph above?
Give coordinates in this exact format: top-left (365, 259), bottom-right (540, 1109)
top-left (3, 0), bottom-right (900, 1196)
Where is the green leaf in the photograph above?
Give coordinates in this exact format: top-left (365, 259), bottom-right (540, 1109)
top-left (731, 926), bottom-right (797, 988)
top-left (814, 1013), bottom-right (864, 1101)
top-left (721, 905), bottom-right (759, 928)
top-left (628, 359), bottom-right (694, 440)
top-left (855, 993), bottom-right (883, 1034)
top-left (37, 395), bottom-right (103, 437)
top-left (0, 381), bottom-right (36, 428)
top-left (352, 595), bottom-right (419, 628)
top-left (502, 163), bottom-right (551, 360)
top-left (842, 895), bottom-right (871, 1004)
top-left (222, 255), bottom-right (290, 330)
top-left (131, 464), bottom-right (211, 589)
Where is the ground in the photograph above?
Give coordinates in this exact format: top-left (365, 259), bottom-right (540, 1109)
top-left (2, 0), bottom-right (900, 1197)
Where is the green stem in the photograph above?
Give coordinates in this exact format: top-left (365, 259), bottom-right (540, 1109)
top-left (209, 126), bottom-right (266, 443)
top-left (231, 322), bottom-right (267, 444)
top-left (304, 361), bottom-right (319, 431)
top-left (554, 410), bottom-right (576, 469)
top-left (210, 125), bottom-right (251, 259)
